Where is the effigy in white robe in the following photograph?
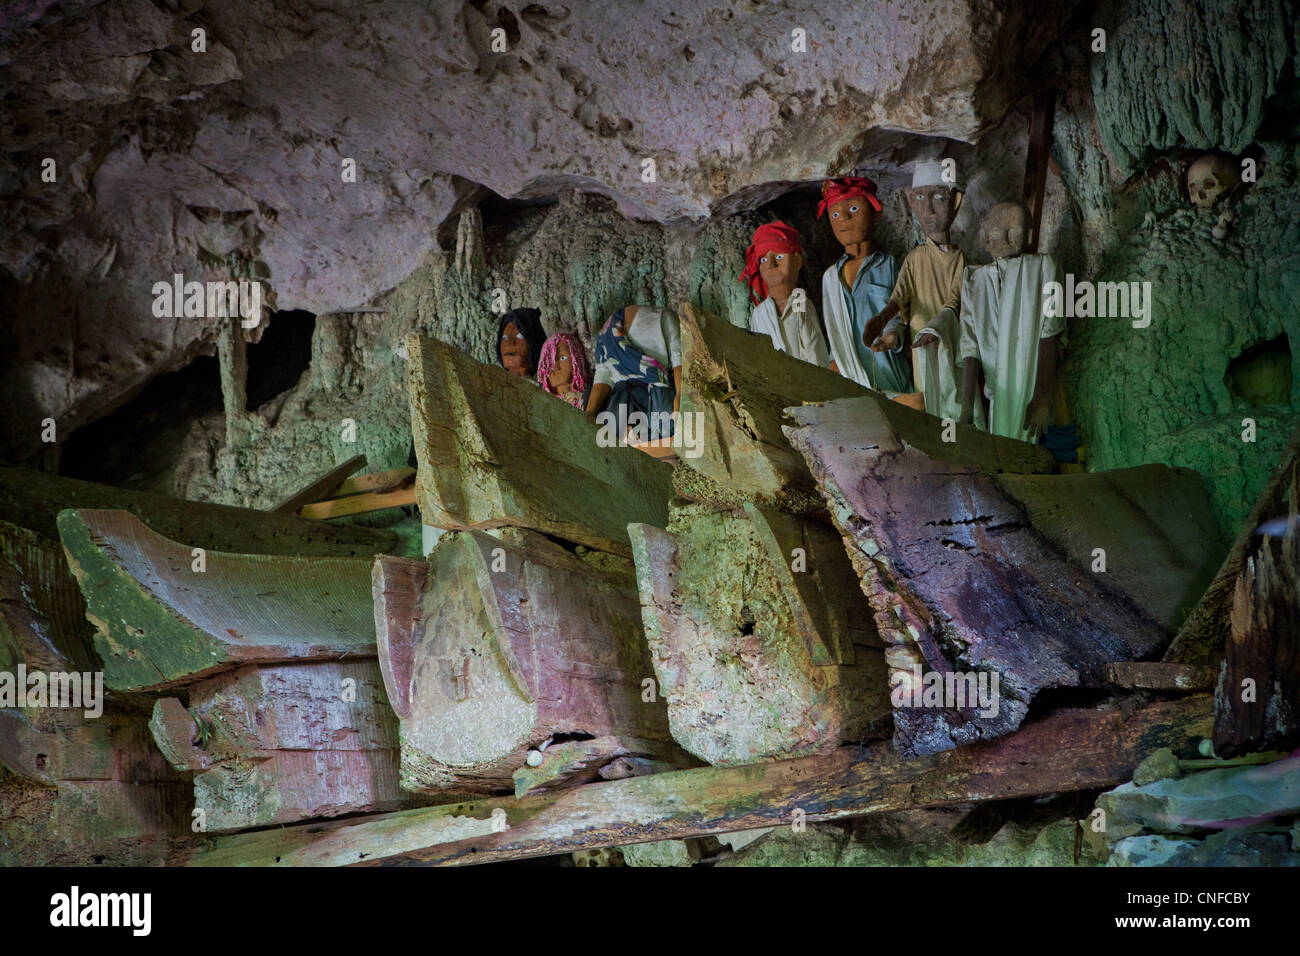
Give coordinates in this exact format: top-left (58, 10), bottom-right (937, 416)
top-left (959, 252), bottom-right (1066, 443)
top-left (748, 290), bottom-right (829, 367)
top-left (820, 253), bottom-right (911, 394)
top-left (890, 238), bottom-right (966, 421)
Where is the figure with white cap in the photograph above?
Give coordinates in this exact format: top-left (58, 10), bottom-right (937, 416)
top-left (861, 160), bottom-right (968, 420)
top-left (816, 176), bottom-right (912, 393)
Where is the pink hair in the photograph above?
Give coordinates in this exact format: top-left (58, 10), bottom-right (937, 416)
top-left (537, 332), bottom-right (590, 397)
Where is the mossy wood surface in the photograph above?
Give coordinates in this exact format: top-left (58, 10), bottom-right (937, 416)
top-left (58, 509), bottom-right (378, 691)
top-left (786, 396), bottom-right (1188, 757)
top-left (373, 529), bottom-right (677, 794)
top-left (183, 695), bottom-right (1211, 867)
top-left (629, 501), bottom-right (891, 767)
top-left (406, 335), bottom-right (673, 556)
top-left (678, 305), bottom-right (1056, 510)
top-left (150, 661), bottom-right (410, 832)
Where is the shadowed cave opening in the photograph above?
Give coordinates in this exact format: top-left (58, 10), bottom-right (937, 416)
top-left (1225, 333), bottom-right (1292, 407)
top-left (60, 310), bottom-right (316, 489)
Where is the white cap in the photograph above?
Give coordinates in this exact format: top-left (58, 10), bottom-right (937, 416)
top-left (912, 159), bottom-right (961, 190)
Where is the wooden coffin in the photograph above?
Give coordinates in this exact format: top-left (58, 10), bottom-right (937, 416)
top-left (58, 509), bottom-right (378, 692)
top-left (675, 303), bottom-right (1056, 511)
top-left (784, 396), bottom-right (1226, 756)
top-left (150, 660), bottom-right (410, 832)
top-left (628, 500), bottom-right (892, 766)
top-left (373, 529), bottom-right (686, 796)
top-left (406, 334), bottom-right (673, 556)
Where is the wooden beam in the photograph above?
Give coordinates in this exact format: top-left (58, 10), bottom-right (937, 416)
top-left (58, 509), bottom-right (378, 691)
top-left (182, 695), bottom-right (1212, 867)
top-left (299, 485), bottom-right (417, 520)
top-left (0, 466), bottom-right (396, 558)
top-left (271, 454), bottom-right (367, 514)
top-left (1104, 662), bottom-right (1216, 692)
top-left (333, 467), bottom-right (416, 498)
top-left (1022, 88), bottom-right (1056, 254)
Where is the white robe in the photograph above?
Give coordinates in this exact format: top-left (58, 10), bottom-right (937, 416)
top-left (820, 256), bottom-right (910, 393)
top-left (959, 253), bottom-right (1065, 442)
top-left (748, 291), bottom-right (829, 367)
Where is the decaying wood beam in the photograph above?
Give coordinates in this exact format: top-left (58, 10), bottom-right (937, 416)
top-left (784, 396), bottom-right (1215, 757)
top-left (149, 660), bottom-right (414, 832)
top-left (271, 454), bottom-right (367, 514)
top-left (1104, 662), bottom-right (1217, 692)
top-left (58, 509), bottom-right (378, 691)
top-left (1216, 448), bottom-right (1300, 757)
top-left (0, 466), bottom-right (397, 557)
top-left (181, 695), bottom-right (1212, 867)
top-left (299, 485), bottom-right (417, 520)
top-left (406, 335), bottom-right (673, 556)
top-left (1168, 423), bottom-right (1300, 669)
top-left (372, 529), bottom-right (684, 794)
top-left (628, 500), bottom-right (891, 766)
top-left (676, 304), bottom-right (1055, 512)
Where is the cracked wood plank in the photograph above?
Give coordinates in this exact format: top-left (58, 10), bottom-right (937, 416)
top-left (180, 695), bottom-right (1212, 867)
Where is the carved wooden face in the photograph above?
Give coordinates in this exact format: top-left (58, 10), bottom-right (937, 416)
top-left (548, 338), bottom-right (574, 391)
top-left (907, 185), bottom-right (960, 240)
top-left (982, 202), bottom-right (1029, 259)
top-left (500, 320), bottom-right (532, 376)
top-left (827, 197), bottom-right (876, 249)
top-left (758, 250), bottom-right (802, 292)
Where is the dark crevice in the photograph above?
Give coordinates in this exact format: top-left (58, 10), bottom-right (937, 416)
top-left (247, 309), bottom-right (315, 411)
top-left (1225, 333), bottom-right (1292, 407)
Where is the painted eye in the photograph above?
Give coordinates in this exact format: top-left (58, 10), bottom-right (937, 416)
top-left (774, 253), bottom-right (785, 260)
top-left (831, 211), bottom-right (840, 219)
top-left (759, 255), bottom-right (768, 264)
top-left (848, 204), bottom-right (860, 213)
top-left (559, 354), bottom-right (569, 361)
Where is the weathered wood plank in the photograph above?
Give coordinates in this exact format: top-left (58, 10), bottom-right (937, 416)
top-left (271, 454), bottom-right (367, 514)
top-left (1168, 423), bottom-right (1300, 669)
top-left (58, 509), bottom-right (377, 691)
top-left (373, 529), bottom-right (681, 794)
top-left (149, 660), bottom-right (413, 832)
top-left (628, 500), bottom-right (891, 766)
top-left (299, 485), bottom-right (417, 519)
top-left (677, 304), bottom-right (1055, 512)
top-left (183, 695), bottom-right (1212, 867)
top-left (1104, 662), bottom-right (1217, 692)
top-left (1216, 451), bottom-right (1300, 756)
top-left (784, 396), bottom-right (1189, 756)
top-left (0, 466), bottom-right (396, 557)
top-left (406, 334), bottom-right (673, 556)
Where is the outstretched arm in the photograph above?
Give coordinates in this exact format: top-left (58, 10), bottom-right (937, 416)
top-left (863, 299), bottom-right (901, 348)
top-left (586, 382), bottom-right (611, 421)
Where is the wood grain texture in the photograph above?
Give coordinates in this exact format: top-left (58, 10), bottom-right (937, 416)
top-left (373, 529), bottom-right (680, 794)
top-left (629, 501), bottom-right (891, 766)
top-left (182, 695), bottom-right (1212, 867)
top-left (406, 334), bottom-right (673, 556)
top-left (785, 396), bottom-right (1194, 756)
top-left (58, 509), bottom-right (378, 691)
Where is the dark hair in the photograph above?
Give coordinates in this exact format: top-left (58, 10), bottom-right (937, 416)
top-left (495, 308), bottom-right (547, 373)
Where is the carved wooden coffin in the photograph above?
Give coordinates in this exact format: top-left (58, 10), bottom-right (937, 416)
top-left (373, 529), bottom-right (686, 795)
top-left (406, 334), bottom-right (674, 556)
top-left (784, 395), bottom-right (1225, 756)
top-left (629, 501), bottom-right (892, 766)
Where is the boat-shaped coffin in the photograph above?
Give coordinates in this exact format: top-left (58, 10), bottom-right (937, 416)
top-left (373, 529), bottom-right (688, 796)
top-left (406, 334), bottom-right (674, 556)
top-left (785, 396), bottom-right (1225, 756)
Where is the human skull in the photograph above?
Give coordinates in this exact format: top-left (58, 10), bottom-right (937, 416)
top-left (1187, 154), bottom-right (1236, 208)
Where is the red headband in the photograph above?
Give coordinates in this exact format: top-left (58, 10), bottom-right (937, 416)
top-left (738, 221), bottom-right (803, 305)
top-left (817, 176), bottom-right (883, 219)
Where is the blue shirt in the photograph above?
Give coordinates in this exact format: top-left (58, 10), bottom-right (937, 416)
top-left (835, 252), bottom-right (912, 393)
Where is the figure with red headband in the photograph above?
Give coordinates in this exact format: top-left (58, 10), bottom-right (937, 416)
top-left (817, 176), bottom-right (913, 393)
top-left (738, 222), bottom-right (829, 368)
